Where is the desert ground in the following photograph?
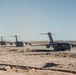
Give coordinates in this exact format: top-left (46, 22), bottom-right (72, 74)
top-left (0, 45), bottom-right (76, 75)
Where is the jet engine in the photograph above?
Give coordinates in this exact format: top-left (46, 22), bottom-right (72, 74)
top-left (10, 43), bottom-right (13, 45)
top-left (29, 43), bottom-right (31, 45)
top-left (46, 45), bottom-right (50, 48)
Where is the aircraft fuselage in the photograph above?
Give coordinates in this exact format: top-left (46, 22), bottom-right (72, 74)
top-left (49, 42), bottom-right (71, 51)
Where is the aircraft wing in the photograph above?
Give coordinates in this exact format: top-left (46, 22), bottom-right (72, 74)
top-left (30, 44), bottom-right (45, 46)
top-left (30, 43), bottom-right (52, 49)
top-left (24, 41), bottom-right (49, 45)
top-left (7, 42), bottom-right (15, 45)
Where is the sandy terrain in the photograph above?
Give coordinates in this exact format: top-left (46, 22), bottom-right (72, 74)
top-left (0, 45), bottom-right (76, 75)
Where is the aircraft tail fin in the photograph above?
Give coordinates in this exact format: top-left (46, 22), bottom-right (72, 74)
top-left (47, 32), bottom-right (53, 42)
top-left (11, 35), bottom-right (18, 42)
top-left (0, 36), bottom-right (5, 42)
top-left (39, 32), bottom-right (54, 42)
top-left (15, 35), bottom-right (18, 42)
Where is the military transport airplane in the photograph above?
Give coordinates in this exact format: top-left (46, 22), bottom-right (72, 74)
top-left (30, 32), bottom-right (71, 51)
top-left (9, 35), bottom-right (24, 47)
top-left (0, 36), bottom-right (6, 45)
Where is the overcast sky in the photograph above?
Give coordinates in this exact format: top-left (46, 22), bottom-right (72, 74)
top-left (0, 0), bottom-right (76, 41)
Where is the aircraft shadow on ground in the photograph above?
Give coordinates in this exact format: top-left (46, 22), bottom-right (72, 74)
top-left (32, 49), bottom-right (62, 52)
top-left (43, 63), bottom-right (59, 68)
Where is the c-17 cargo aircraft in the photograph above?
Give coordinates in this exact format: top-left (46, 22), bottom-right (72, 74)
top-left (30, 32), bottom-right (71, 51)
top-left (8, 35), bottom-right (24, 47)
top-left (0, 36), bottom-right (6, 45)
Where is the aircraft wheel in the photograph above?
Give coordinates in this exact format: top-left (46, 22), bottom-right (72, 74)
top-left (68, 49), bottom-right (70, 51)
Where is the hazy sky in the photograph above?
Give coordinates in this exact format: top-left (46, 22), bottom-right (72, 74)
top-left (0, 0), bottom-right (76, 41)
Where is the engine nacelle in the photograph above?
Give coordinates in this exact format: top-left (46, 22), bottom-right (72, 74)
top-left (10, 43), bottom-right (13, 45)
top-left (25, 42), bottom-right (28, 45)
top-left (46, 45), bottom-right (50, 48)
top-left (71, 44), bottom-right (74, 48)
top-left (29, 43), bottom-right (31, 45)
